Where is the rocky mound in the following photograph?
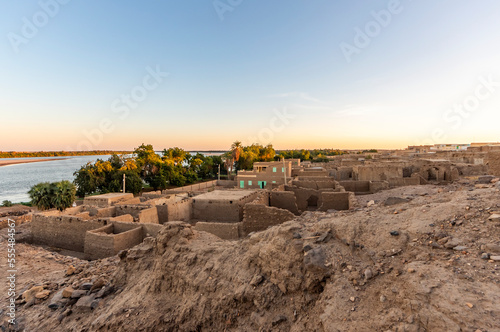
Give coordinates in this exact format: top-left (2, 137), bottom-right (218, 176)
top-left (2, 181), bottom-right (500, 331)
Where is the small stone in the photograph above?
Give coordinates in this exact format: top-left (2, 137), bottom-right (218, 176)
top-left (490, 255), bottom-right (500, 261)
top-left (349, 297), bottom-right (355, 302)
top-left (70, 290), bottom-right (87, 299)
top-left (485, 244), bottom-right (500, 254)
top-left (66, 265), bottom-right (76, 276)
top-left (466, 302), bottom-right (474, 308)
top-left (384, 197), bottom-right (410, 206)
top-left (271, 315), bottom-right (287, 326)
top-left (80, 283), bottom-right (93, 290)
top-left (364, 268), bottom-right (373, 280)
top-left (453, 246), bottom-right (467, 251)
top-left (390, 231), bottom-right (399, 236)
top-left (407, 268), bottom-right (416, 273)
top-left (74, 295), bottom-right (98, 312)
top-left (481, 253), bottom-right (490, 260)
top-left (488, 214), bottom-right (500, 221)
top-left (90, 278), bottom-right (106, 293)
top-left (250, 275), bottom-right (264, 287)
top-left (380, 295), bottom-right (386, 302)
top-left (62, 287), bottom-right (74, 298)
top-left (35, 290), bottom-right (50, 300)
top-left (367, 200), bottom-right (375, 207)
top-left (292, 232), bottom-right (301, 239)
top-left (445, 238), bottom-right (461, 249)
top-left (22, 286), bottom-right (44, 303)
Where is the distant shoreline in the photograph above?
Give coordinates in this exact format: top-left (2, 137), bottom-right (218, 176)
top-left (0, 158), bottom-right (67, 167)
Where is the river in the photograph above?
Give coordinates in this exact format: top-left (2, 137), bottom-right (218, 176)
top-left (0, 152), bottom-right (224, 203)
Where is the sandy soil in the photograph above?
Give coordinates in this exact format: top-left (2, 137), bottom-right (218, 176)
top-left (0, 159), bottom-right (67, 167)
top-left (1, 179), bottom-right (499, 331)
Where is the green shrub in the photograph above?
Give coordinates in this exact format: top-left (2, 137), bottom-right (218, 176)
top-left (1, 200), bottom-right (13, 207)
top-left (28, 181), bottom-right (76, 211)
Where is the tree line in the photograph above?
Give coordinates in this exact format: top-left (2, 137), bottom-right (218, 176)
top-left (73, 144), bottom-right (223, 197)
top-left (0, 150), bottom-right (133, 158)
top-left (24, 142), bottom-right (369, 210)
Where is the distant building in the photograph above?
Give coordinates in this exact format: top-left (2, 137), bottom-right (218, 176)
top-left (235, 160), bottom-right (294, 189)
top-left (430, 144), bottom-right (470, 151)
top-left (407, 145), bottom-right (433, 153)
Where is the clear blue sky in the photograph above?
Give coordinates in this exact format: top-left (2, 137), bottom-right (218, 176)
top-left (1, 0), bottom-right (499, 151)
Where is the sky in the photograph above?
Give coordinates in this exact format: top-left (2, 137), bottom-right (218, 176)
top-left (1, 0), bottom-right (500, 151)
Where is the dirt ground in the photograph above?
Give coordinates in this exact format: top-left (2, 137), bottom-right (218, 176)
top-left (1, 178), bottom-right (499, 331)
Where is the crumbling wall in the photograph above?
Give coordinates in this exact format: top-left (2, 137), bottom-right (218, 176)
top-left (270, 191), bottom-right (300, 215)
top-left (110, 214), bottom-right (134, 223)
top-left (194, 222), bottom-right (240, 240)
top-left (251, 191), bottom-right (270, 206)
top-left (83, 193), bottom-right (134, 208)
top-left (454, 164), bottom-right (489, 176)
top-left (163, 180), bottom-right (217, 194)
top-left (369, 181), bottom-right (389, 193)
top-left (354, 166), bottom-right (403, 181)
top-left (84, 224), bottom-right (143, 260)
top-left (318, 192), bottom-right (354, 211)
top-left (292, 179), bottom-right (336, 190)
top-left (338, 181), bottom-right (370, 193)
top-left (240, 204), bottom-right (295, 236)
top-left (285, 186), bottom-right (320, 212)
top-left (31, 214), bottom-right (107, 252)
top-left (192, 192), bottom-right (258, 222)
top-left (157, 198), bottom-right (192, 223)
top-left (86, 206), bottom-right (116, 218)
top-left (487, 151), bottom-right (500, 176)
top-left (115, 205), bottom-right (151, 220)
top-left (138, 207), bottom-right (159, 224)
top-left (336, 167), bottom-right (354, 180)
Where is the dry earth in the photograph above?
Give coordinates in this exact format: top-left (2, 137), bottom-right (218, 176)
top-left (1, 178), bottom-right (499, 331)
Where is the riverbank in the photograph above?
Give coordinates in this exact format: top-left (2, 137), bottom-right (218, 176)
top-left (0, 158), bottom-right (67, 167)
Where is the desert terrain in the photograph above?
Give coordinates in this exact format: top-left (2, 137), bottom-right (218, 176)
top-left (1, 177), bottom-right (499, 331)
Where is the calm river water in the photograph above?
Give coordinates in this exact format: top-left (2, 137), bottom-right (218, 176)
top-left (0, 155), bottom-right (113, 203)
top-left (0, 152), bottom-right (223, 203)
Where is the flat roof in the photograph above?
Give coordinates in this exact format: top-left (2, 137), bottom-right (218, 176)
top-left (85, 193), bottom-right (133, 199)
top-left (193, 190), bottom-right (257, 201)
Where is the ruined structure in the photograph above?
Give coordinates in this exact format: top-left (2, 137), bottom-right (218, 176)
top-left (28, 148), bottom-right (499, 257)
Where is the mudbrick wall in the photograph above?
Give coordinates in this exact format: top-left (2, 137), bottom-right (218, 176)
top-left (318, 192), bottom-right (355, 211)
top-left (194, 222), bottom-right (240, 240)
top-left (270, 191), bottom-right (300, 215)
top-left (487, 151), bottom-right (500, 176)
top-left (156, 198), bottom-right (192, 223)
top-left (115, 205), bottom-right (151, 221)
top-left (192, 192), bottom-right (259, 222)
top-left (137, 207), bottom-right (159, 224)
top-left (240, 203), bottom-right (295, 236)
top-left (31, 214), bottom-right (107, 252)
top-left (84, 224), bottom-right (143, 260)
top-left (339, 181), bottom-right (370, 193)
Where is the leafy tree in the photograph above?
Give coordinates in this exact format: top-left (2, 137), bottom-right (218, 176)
top-left (1, 200), bottom-right (13, 207)
top-left (29, 181), bottom-right (76, 211)
top-left (108, 170), bottom-right (143, 194)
